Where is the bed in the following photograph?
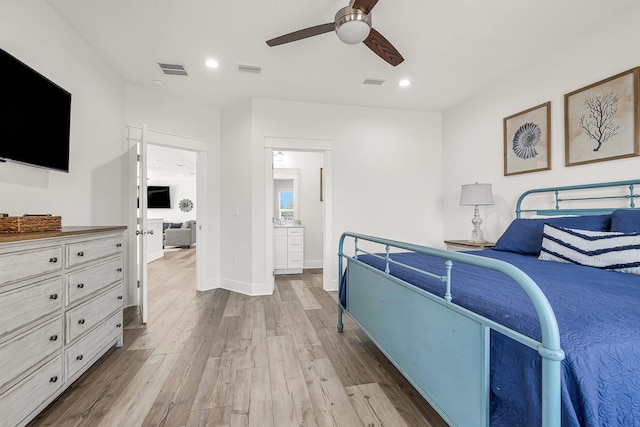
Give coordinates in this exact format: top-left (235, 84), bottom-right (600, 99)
top-left (337, 180), bottom-right (640, 427)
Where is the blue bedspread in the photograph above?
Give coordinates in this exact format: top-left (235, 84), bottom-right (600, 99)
top-left (341, 249), bottom-right (640, 426)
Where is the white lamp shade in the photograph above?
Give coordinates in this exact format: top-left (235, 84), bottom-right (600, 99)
top-left (460, 183), bottom-right (494, 206)
top-left (336, 20), bottom-right (371, 44)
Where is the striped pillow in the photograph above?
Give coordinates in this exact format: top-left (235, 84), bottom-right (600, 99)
top-left (538, 224), bottom-right (640, 274)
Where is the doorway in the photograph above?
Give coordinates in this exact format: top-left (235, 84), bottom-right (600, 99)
top-left (264, 137), bottom-right (333, 292)
top-left (126, 125), bottom-right (209, 323)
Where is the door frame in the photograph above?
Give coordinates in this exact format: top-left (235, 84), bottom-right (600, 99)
top-left (125, 125), bottom-right (209, 314)
top-left (264, 137), bottom-right (333, 292)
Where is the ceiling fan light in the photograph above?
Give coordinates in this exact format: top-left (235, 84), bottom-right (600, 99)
top-left (336, 20), bottom-right (371, 44)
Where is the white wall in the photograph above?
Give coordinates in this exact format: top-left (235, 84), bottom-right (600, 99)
top-left (251, 99), bottom-right (443, 290)
top-left (147, 178), bottom-right (196, 223)
top-left (220, 100), bottom-right (254, 292)
top-left (442, 5), bottom-right (640, 243)
top-left (0, 1), bottom-right (126, 226)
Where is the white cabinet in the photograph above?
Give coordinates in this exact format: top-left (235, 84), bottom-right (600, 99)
top-left (274, 226), bottom-right (304, 275)
top-left (147, 218), bottom-right (164, 262)
top-left (0, 226), bottom-right (125, 427)
top-left (136, 218), bottom-right (163, 263)
top-left (273, 228), bottom-right (287, 270)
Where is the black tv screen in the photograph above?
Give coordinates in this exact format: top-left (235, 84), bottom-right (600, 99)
top-left (147, 186), bottom-right (171, 208)
top-left (0, 49), bottom-right (71, 172)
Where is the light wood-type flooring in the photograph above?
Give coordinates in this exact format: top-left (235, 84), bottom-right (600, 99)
top-left (29, 248), bottom-right (447, 427)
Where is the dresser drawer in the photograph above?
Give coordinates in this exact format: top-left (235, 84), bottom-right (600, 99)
top-left (287, 236), bottom-right (304, 253)
top-left (66, 257), bottom-right (123, 305)
top-left (65, 284), bottom-right (123, 344)
top-left (0, 246), bottom-right (62, 287)
top-left (0, 278), bottom-right (62, 338)
top-left (0, 317), bottom-right (62, 392)
top-left (0, 355), bottom-right (62, 427)
top-left (287, 227), bottom-right (304, 237)
top-left (287, 253), bottom-right (304, 268)
top-left (66, 235), bottom-right (124, 268)
top-left (65, 311), bottom-right (122, 380)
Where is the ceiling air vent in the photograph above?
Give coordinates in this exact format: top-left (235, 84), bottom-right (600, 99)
top-left (237, 64), bottom-right (262, 74)
top-left (363, 77), bottom-right (385, 85)
top-left (157, 62), bottom-right (188, 76)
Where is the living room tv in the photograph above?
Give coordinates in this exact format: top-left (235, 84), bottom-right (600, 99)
top-left (0, 48), bottom-right (72, 173)
top-left (147, 186), bottom-right (171, 208)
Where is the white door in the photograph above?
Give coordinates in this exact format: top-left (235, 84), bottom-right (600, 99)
top-left (137, 125), bottom-right (149, 323)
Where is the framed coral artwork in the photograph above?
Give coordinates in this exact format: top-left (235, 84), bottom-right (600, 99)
top-left (503, 101), bottom-right (551, 176)
top-left (564, 67), bottom-right (640, 166)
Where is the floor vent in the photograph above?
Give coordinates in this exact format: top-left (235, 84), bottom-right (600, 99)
top-left (363, 77), bottom-right (385, 85)
top-left (157, 62), bottom-right (188, 76)
top-left (237, 64), bottom-right (262, 74)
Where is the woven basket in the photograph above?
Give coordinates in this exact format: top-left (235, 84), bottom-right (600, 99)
top-left (0, 214), bottom-right (62, 233)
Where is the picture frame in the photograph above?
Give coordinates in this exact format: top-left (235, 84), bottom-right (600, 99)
top-left (564, 67), bottom-right (640, 166)
top-left (503, 101), bottom-right (551, 176)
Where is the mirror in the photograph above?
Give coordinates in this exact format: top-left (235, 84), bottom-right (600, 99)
top-left (273, 168), bottom-right (300, 222)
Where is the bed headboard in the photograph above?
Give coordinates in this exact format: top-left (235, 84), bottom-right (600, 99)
top-left (516, 179), bottom-right (640, 218)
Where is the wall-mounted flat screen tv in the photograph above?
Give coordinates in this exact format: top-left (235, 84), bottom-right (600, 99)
top-left (0, 49), bottom-right (72, 172)
top-left (147, 186), bottom-right (171, 208)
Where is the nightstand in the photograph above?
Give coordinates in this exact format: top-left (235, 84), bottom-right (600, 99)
top-left (444, 240), bottom-right (495, 251)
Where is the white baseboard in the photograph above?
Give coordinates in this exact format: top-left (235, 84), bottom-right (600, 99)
top-left (326, 278), bottom-right (338, 292)
top-left (147, 251), bottom-right (164, 263)
top-left (304, 259), bottom-right (323, 269)
top-left (201, 276), bottom-right (221, 292)
top-left (216, 277), bottom-right (273, 296)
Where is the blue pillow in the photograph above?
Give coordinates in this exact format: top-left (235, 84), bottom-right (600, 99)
top-left (493, 214), bottom-right (611, 255)
top-left (611, 209), bottom-right (640, 233)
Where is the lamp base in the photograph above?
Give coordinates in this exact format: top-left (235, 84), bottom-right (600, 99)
top-left (469, 205), bottom-right (486, 243)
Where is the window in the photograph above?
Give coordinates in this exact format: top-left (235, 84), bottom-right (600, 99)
top-left (279, 191), bottom-right (294, 220)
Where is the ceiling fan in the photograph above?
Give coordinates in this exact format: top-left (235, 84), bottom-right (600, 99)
top-left (266, 0), bottom-right (404, 67)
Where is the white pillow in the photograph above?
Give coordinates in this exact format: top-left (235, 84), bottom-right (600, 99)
top-left (538, 224), bottom-right (640, 274)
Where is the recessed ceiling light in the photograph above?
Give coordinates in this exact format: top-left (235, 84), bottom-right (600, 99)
top-left (399, 79), bottom-right (411, 87)
top-left (205, 58), bottom-right (219, 69)
top-left (152, 79), bottom-right (165, 86)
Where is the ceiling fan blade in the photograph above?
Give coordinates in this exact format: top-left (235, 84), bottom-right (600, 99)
top-left (266, 22), bottom-right (335, 47)
top-left (363, 28), bottom-right (404, 66)
top-left (352, 0), bottom-right (379, 14)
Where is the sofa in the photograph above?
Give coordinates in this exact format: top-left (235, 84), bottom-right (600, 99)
top-left (163, 220), bottom-right (196, 248)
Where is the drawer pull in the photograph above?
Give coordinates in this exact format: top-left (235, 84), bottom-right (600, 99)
top-left (49, 257), bottom-right (58, 263)
top-left (117, 295), bottom-right (123, 300)
top-left (78, 319), bottom-right (85, 325)
top-left (116, 243), bottom-right (122, 248)
top-left (49, 294), bottom-right (58, 300)
top-left (116, 323), bottom-right (122, 328)
top-left (50, 376), bottom-right (58, 383)
top-left (49, 335), bottom-right (58, 341)
top-left (76, 355), bottom-right (84, 361)
top-left (77, 283), bottom-right (85, 289)
top-left (77, 251), bottom-right (84, 257)
top-left (117, 268), bottom-right (123, 272)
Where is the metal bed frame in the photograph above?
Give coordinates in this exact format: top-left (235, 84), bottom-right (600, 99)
top-left (337, 179), bottom-right (639, 427)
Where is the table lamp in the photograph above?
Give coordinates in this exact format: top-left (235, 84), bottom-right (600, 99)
top-left (460, 182), bottom-right (494, 243)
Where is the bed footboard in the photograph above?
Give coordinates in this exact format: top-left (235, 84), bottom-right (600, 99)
top-left (338, 232), bottom-right (565, 427)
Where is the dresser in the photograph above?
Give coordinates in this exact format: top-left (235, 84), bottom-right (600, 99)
top-left (0, 226), bottom-right (126, 427)
top-left (273, 226), bottom-right (304, 274)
